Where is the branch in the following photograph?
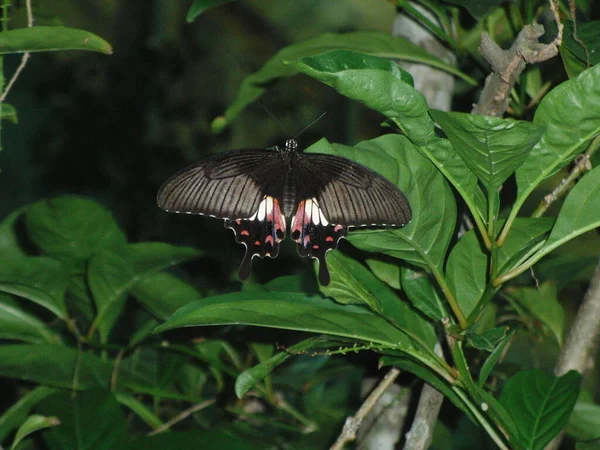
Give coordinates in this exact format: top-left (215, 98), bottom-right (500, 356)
top-left (329, 368), bottom-right (401, 450)
top-left (147, 399), bottom-right (216, 436)
top-left (0, 0), bottom-right (33, 103)
top-left (473, 0), bottom-right (562, 117)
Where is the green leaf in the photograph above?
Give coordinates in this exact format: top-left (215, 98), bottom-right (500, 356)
top-left (37, 390), bottom-right (126, 450)
top-left (0, 27), bottom-right (112, 54)
top-left (10, 415), bottom-right (59, 450)
top-left (0, 257), bottom-right (68, 318)
top-left (186, 0), bottom-right (236, 22)
top-left (0, 294), bottom-right (60, 343)
top-left (496, 217), bottom-right (554, 274)
top-left (131, 272), bottom-right (203, 320)
top-left (561, 21), bottom-right (600, 67)
top-left (215, 31), bottom-right (472, 132)
top-left (308, 135), bottom-right (456, 272)
top-left (445, 0), bottom-right (501, 19)
top-left (0, 208), bottom-right (27, 259)
top-left (465, 326), bottom-right (507, 352)
top-left (0, 387), bottom-right (57, 442)
top-left (499, 370), bottom-right (582, 450)
top-left (400, 267), bottom-right (446, 321)
top-left (576, 439), bottom-right (600, 450)
top-left (293, 51), bottom-right (434, 145)
top-left (419, 137), bottom-right (487, 224)
top-left (430, 110), bottom-right (543, 191)
top-left (156, 292), bottom-right (417, 351)
top-left (365, 259), bottom-right (401, 290)
top-left (114, 392), bottom-right (163, 430)
top-left (322, 252), bottom-right (436, 349)
top-left (88, 243), bottom-right (201, 341)
top-left (566, 393), bottom-right (600, 441)
top-left (25, 196), bottom-right (126, 267)
top-left (513, 64), bottom-right (600, 215)
top-left (123, 428), bottom-right (262, 450)
top-left (446, 230), bottom-right (487, 318)
top-left (0, 103), bottom-right (18, 124)
top-left (478, 331), bottom-right (512, 386)
top-left (505, 282), bottom-right (564, 345)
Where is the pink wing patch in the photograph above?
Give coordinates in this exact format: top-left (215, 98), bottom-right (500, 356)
top-left (225, 196), bottom-right (286, 281)
top-left (290, 198), bottom-right (348, 285)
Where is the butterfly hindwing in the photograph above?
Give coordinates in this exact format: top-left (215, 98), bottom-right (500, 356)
top-left (225, 196), bottom-right (287, 280)
top-left (290, 198), bottom-right (348, 285)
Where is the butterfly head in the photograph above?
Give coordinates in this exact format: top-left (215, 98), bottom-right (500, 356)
top-left (284, 138), bottom-right (299, 152)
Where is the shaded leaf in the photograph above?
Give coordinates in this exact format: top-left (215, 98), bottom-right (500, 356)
top-left (25, 196), bottom-right (126, 267)
top-left (186, 0), bottom-right (236, 22)
top-left (37, 390), bottom-right (126, 450)
top-left (0, 294), bottom-right (60, 343)
top-left (478, 331), bottom-right (512, 386)
top-left (400, 266), bottom-right (446, 321)
top-left (0, 27), bottom-right (112, 54)
top-left (0, 103), bottom-right (18, 124)
top-left (0, 208), bottom-right (26, 259)
top-left (496, 218), bottom-right (554, 274)
top-left (0, 387), bottom-right (57, 442)
top-left (114, 393), bottom-right (163, 430)
top-left (215, 32), bottom-right (471, 132)
top-left (445, 0), bottom-right (501, 19)
top-left (499, 370), bottom-right (581, 450)
top-left (10, 415), bottom-right (59, 450)
top-left (0, 257), bottom-right (68, 318)
top-left (465, 326), bottom-right (507, 352)
top-left (430, 110), bottom-right (543, 190)
top-left (365, 258), bottom-right (401, 290)
top-left (446, 230), bottom-right (487, 318)
top-left (123, 428), bottom-right (261, 450)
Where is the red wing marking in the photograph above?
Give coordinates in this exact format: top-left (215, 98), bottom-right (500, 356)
top-left (225, 196), bottom-right (286, 280)
top-left (290, 198), bottom-right (348, 286)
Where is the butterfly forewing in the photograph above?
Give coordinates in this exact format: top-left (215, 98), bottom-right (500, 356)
top-left (157, 149), bottom-right (285, 219)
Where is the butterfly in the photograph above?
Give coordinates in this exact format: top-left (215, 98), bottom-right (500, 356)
top-left (157, 139), bottom-right (411, 285)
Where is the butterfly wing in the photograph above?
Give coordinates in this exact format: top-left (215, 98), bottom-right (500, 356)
top-left (290, 152), bottom-right (411, 285)
top-left (157, 149), bottom-right (288, 280)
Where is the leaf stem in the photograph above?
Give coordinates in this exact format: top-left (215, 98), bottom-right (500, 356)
top-left (430, 264), bottom-right (467, 329)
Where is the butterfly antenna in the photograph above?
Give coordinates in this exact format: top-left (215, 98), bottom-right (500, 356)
top-left (259, 101), bottom-right (291, 135)
top-left (294, 111), bottom-right (327, 139)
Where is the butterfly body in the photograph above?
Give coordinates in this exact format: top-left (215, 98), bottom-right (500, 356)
top-left (157, 139), bottom-right (411, 285)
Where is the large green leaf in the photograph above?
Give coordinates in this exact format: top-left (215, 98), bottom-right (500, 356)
top-left (499, 370), bottom-right (581, 450)
top-left (292, 51), bottom-right (434, 145)
top-left (0, 387), bottom-right (57, 442)
top-left (25, 196), bottom-right (126, 267)
top-left (322, 251), bottom-right (436, 349)
top-left (430, 110), bottom-right (543, 190)
top-left (0, 257), bottom-right (68, 318)
top-left (446, 230), bottom-right (487, 318)
top-left (37, 390), bottom-right (126, 450)
top-left (307, 135), bottom-right (456, 272)
top-left (87, 243), bottom-right (201, 341)
top-left (0, 294), bottom-right (60, 343)
top-left (214, 31), bottom-right (471, 131)
top-left (0, 27), bottom-right (112, 54)
top-left (155, 292), bottom-right (417, 351)
top-left (513, 64), bottom-right (600, 217)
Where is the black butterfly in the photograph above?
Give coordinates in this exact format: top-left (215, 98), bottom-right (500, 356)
top-left (157, 139), bottom-right (411, 285)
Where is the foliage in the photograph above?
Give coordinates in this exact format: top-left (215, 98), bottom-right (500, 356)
top-left (0, 0), bottom-right (599, 449)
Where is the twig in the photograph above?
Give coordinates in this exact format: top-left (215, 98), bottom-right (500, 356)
top-left (329, 368), bottom-right (401, 450)
top-left (147, 399), bottom-right (216, 436)
top-left (0, 0), bottom-right (33, 103)
top-left (545, 257), bottom-right (600, 450)
top-left (473, 0), bottom-right (562, 117)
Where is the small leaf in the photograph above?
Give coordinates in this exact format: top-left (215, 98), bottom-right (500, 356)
top-left (114, 393), bottom-right (163, 430)
top-left (465, 326), bottom-right (507, 352)
top-left (0, 257), bottom-right (68, 318)
top-left (10, 415), bottom-right (60, 450)
top-left (400, 266), bottom-right (446, 321)
top-left (446, 230), bottom-right (487, 318)
top-left (186, 0), bottom-right (236, 22)
top-left (496, 217), bottom-right (554, 274)
top-left (155, 292), bottom-right (417, 352)
top-left (37, 390), bottom-right (126, 450)
top-left (365, 258), bottom-right (401, 290)
top-left (430, 110), bottom-right (543, 190)
top-left (505, 282), bottom-right (564, 345)
top-left (499, 370), bottom-right (582, 450)
top-left (0, 26), bottom-right (112, 54)
top-left (0, 387), bottom-right (57, 442)
top-left (0, 103), bottom-right (18, 123)
top-left (478, 331), bottom-right (512, 386)
top-left (445, 0), bottom-right (501, 19)
top-left (25, 196), bottom-right (126, 267)
top-left (0, 294), bottom-right (60, 343)
top-left (0, 208), bottom-right (27, 259)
